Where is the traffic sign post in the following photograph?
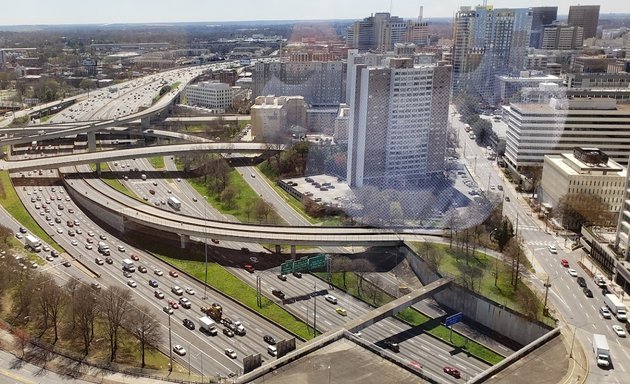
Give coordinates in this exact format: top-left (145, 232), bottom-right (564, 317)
top-left (293, 257), bottom-right (309, 272)
top-left (445, 312), bottom-right (463, 342)
top-left (308, 254), bottom-right (327, 270)
top-left (280, 255), bottom-right (328, 275)
top-left (280, 261), bottom-right (293, 275)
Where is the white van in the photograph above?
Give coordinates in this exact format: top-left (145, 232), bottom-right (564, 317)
top-left (267, 345), bottom-right (277, 356)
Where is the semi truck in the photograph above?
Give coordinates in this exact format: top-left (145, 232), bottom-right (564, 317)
top-left (593, 333), bottom-right (610, 367)
top-left (198, 316), bottom-right (218, 336)
top-left (201, 303), bottom-right (223, 321)
top-left (122, 258), bottom-right (135, 272)
top-left (604, 293), bottom-right (627, 321)
top-left (24, 234), bottom-right (42, 252)
top-left (168, 196), bottom-right (181, 210)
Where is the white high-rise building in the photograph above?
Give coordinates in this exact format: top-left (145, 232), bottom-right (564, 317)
top-left (347, 57), bottom-right (451, 187)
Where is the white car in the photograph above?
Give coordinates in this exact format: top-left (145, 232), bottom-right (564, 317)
top-left (70, 239), bottom-right (78, 246)
top-left (613, 325), bottom-right (626, 337)
top-left (154, 269), bottom-right (164, 276)
top-left (173, 345), bottom-right (186, 356)
top-left (127, 280), bottom-right (137, 288)
top-left (225, 348), bottom-right (237, 359)
top-left (567, 269), bottom-right (578, 277)
top-left (118, 245), bottom-right (126, 252)
top-left (548, 245), bottom-right (557, 254)
top-left (600, 306), bottom-right (612, 319)
top-left (325, 295), bottom-right (338, 304)
top-left (185, 287), bottom-right (195, 295)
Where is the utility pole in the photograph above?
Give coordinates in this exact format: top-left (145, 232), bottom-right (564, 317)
top-left (313, 283), bottom-right (317, 336)
top-left (256, 275), bottom-right (262, 308)
top-left (326, 257), bottom-right (332, 289)
top-left (168, 314), bottom-right (173, 372)
top-left (203, 198), bottom-right (208, 300)
top-left (543, 275), bottom-right (551, 315)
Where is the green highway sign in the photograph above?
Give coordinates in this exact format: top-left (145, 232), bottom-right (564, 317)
top-left (280, 261), bottom-right (293, 275)
top-left (293, 257), bottom-right (309, 272)
top-left (309, 254), bottom-right (327, 269)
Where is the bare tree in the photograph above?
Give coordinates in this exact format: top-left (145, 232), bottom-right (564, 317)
top-left (332, 256), bottom-right (352, 289)
top-left (65, 277), bottom-right (81, 330)
top-left (100, 286), bottom-right (133, 361)
top-left (353, 259), bottom-right (374, 297)
top-left (254, 198), bottom-right (273, 223)
top-left (128, 305), bottom-right (163, 368)
top-left (220, 185), bottom-right (238, 209)
top-left (74, 285), bottom-right (98, 356)
top-left (423, 243), bottom-right (445, 273)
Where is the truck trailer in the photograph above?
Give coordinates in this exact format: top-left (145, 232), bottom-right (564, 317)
top-left (198, 316), bottom-right (218, 336)
top-left (604, 293), bottom-right (627, 321)
top-left (122, 258), bottom-right (135, 272)
top-left (593, 333), bottom-right (610, 367)
top-left (24, 234), bottom-right (42, 252)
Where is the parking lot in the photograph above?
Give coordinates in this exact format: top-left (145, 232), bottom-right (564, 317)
top-left (283, 174), bottom-right (353, 208)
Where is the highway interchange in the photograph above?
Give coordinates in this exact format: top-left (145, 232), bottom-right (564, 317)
top-left (2, 62), bottom-right (628, 384)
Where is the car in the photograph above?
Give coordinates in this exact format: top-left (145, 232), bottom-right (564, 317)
top-left (600, 306), bottom-right (612, 319)
top-left (55, 217), bottom-right (62, 224)
top-left (293, 271), bottom-right (303, 278)
top-left (383, 341), bottom-right (400, 353)
top-left (123, 271), bottom-right (132, 278)
top-left (602, 287), bottom-right (611, 295)
top-left (42, 245), bottom-right (50, 252)
top-left (68, 229), bottom-right (76, 236)
top-left (99, 234), bottom-right (107, 240)
top-left (171, 286), bottom-right (183, 295)
top-left (154, 290), bottom-right (165, 299)
top-left (168, 300), bottom-right (179, 309)
top-left (185, 287), bottom-right (195, 295)
top-left (138, 265), bottom-right (147, 273)
top-left (183, 319), bottom-right (195, 330)
top-left (613, 325), bottom-right (626, 337)
top-left (51, 250), bottom-right (59, 258)
top-left (88, 231), bottom-right (95, 237)
top-left (95, 257), bottom-right (104, 265)
top-left (560, 259), bottom-right (569, 268)
top-left (15, 233), bottom-right (23, 239)
top-left (336, 307), bottom-right (347, 316)
top-left (223, 328), bottom-right (235, 337)
top-left (277, 274), bottom-right (287, 281)
top-left (325, 295), bottom-right (338, 304)
top-left (548, 245), bottom-right (558, 254)
top-left (408, 361), bottom-right (423, 370)
top-left (130, 254), bottom-right (139, 261)
top-left (70, 239), bottom-right (78, 246)
top-left (19, 226), bottom-right (27, 234)
top-left (272, 289), bottom-right (285, 299)
top-left (567, 268), bottom-right (578, 277)
top-left (68, 208), bottom-right (75, 214)
top-left (154, 269), bottom-right (164, 276)
top-left (148, 279), bottom-right (158, 288)
top-left (583, 287), bottom-right (593, 297)
top-left (192, 197), bottom-right (197, 202)
top-left (46, 255), bottom-right (54, 262)
top-left (505, 196), bottom-right (510, 202)
top-left (117, 245), bottom-right (126, 252)
top-left (576, 277), bottom-right (587, 287)
top-left (105, 257), bottom-right (113, 264)
top-left (444, 366), bottom-right (461, 379)
top-left (62, 261), bottom-right (71, 267)
top-left (127, 280), bottom-right (137, 288)
top-left (74, 219), bottom-right (80, 226)
top-left (263, 335), bottom-right (276, 345)
top-left (169, 270), bottom-right (179, 278)
top-left (211, 239), bottom-right (220, 244)
top-left (173, 345), bottom-right (186, 356)
top-left (225, 348), bottom-right (237, 359)
top-left (244, 264), bottom-right (255, 273)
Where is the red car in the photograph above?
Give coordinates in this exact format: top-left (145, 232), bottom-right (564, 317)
top-left (130, 254), bottom-right (140, 261)
top-left (244, 264), bottom-right (255, 273)
top-left (168, 300), bottom-right (179, 309)
top-left (560, 259), bottom-right (569, 267)
top-left (444, 366), bottom-right (461, 379)
top-left (408, 361), bottom-right (422, 370)
top-left (169, 270), bottom-right (179, 277)
top-left (211, 239), bottom-right (220, 244)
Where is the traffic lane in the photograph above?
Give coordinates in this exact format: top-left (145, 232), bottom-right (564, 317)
top-left (0, 349), bottom-right (95, 384)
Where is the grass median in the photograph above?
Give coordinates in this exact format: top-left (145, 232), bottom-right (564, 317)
top-left (155, 254), bottom-right (312, 341)
top-left (315, 271), bottom-right (504, 365)
top-left (0, 171), bottom-right (63, 253)
top-left (148, 156), bottom-right (165, 170)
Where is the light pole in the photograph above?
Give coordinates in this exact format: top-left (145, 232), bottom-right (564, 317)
top-left (168, 313), bottom-right (173, 372)
top-left (203, 196), bottom-right (208, 300)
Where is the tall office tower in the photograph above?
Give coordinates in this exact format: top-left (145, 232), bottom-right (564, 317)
top-left (529, 7), bottom-right (558, 48)
top-left (451, 6), bottom-right (533, 101)
top-left (346, 58), bottom-right (451, 187)
top-left (541, 24), bottom-right (584, 50)
top-left (568, 5), bottom-right (600, 39)
top-left (346, 12), bottom-right (428, 52)
top-left (252, 61), bottom-right (346, 107)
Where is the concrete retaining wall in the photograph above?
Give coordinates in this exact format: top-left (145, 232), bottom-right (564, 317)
top-left (401, 245), bottom-right (553, 346)
top-left (65, 181), bottom-right (126, 233)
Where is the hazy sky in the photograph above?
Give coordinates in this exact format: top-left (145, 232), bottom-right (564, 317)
top-left (0, 0), bottom-right (626, 25)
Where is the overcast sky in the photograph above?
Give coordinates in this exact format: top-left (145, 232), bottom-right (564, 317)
top-left (0, 1), bottom-right (626, 25)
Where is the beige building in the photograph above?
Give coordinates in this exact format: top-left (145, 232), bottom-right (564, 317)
top-left (250, 95), bottom-right (307, 141)
top-left (541, 148), bottom-right (626, 228)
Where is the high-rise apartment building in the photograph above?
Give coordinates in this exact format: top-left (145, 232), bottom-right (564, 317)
top-left (252, 61), bottom-right (346, 107)
top-left (529, 7), bottom-right (558, 48)
top-left (568, 5), bottom-right (600, 39)
top-left (541, 24), bottom-right (584, 50)
top-left (451, 6), bottom-right (533, 100)
top-left (346, 58), bottom-right (451, 187)
top-left (346, 12), bottom-right (428, 52)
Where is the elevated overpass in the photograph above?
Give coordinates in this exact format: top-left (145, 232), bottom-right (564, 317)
top-left (0, 142), bottom-right (281, 172)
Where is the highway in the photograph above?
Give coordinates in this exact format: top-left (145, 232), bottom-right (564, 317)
top-left (451, 109), bottom-right (630, 384)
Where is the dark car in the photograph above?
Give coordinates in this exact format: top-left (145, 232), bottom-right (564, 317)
top-left (583, 287), bottom-right (593, 298)
top-left (244, 264), bottom-right (255, 273)
top-left (383, 341), bottom-right (400, 353)
top-left (148, 279), bottom-right (159, 288)
top-left (602, 287), bottom-right (611, 295)
top-left (138, 265), bottom-right (147, 273)
top-left (223, 328), bottom-right (235, 337)
top-left (444, 366), bottom-right (461, 379)
top-left (577, 277), bottom-right (587, 287)
top-left (293, 271), bottom-right (302, 278)
top-left (277, 274), bottom-right (287, 281)
top-left (105, 257), bottom-right (113, 264)
top-left (263, 335), bottom-right (276, 345)
top-left (272, 289), bottom-right (286, 299)
top-left (183, 319), bottom-right (195, 330)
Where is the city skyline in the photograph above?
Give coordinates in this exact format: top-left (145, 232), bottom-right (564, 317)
top-left (0, 0), bottom-right (626, 26)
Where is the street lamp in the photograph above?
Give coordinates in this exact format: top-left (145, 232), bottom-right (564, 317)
top-left (203, 196), bottom-right (208, 300)
top-left (168, 313), bottom-right (173, 372)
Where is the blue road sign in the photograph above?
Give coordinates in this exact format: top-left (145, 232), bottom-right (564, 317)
top-left (444, 312), bottom-right (463, 327)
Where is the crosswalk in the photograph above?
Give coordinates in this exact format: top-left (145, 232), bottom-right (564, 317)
top-left (524, 239), bottom-right (557, 247)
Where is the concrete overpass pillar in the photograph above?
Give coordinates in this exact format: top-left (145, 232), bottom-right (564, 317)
top-left (141, 117), bottom-right (150, 129)
top-left (180, 234), bottom-right (189, 249)
top-left (275, 245), bottom-right (282, 254)
top-left (87, 132), bottom-right (100, 174)
top-left (290, 245), bottom-right (296, 260)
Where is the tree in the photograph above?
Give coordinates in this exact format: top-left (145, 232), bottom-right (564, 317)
top-left (254, 198), bottom-right (272, 223)
top-left (556, 192), bottom-right (616, 230)
top-left (100, 286), bottom-right (133, 361)
top-left (353, 259), bottom-right (374, 297)
top-left (472, 119), bottom-right (493, 145)
top-left (492, 219), bottom-right (514, 252)
top-left (423, 243), bottom-right (445, 273)
top-left (73, 285), bottom-right (98, 356)
top-left (79, 78), bottom-right (95, 91)
top-left (128, 305), bottom-right (162, 368)
top-left (220, 186), bottom-right (238, 209)
top-left (333, 256), bottom-right (353, 289)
